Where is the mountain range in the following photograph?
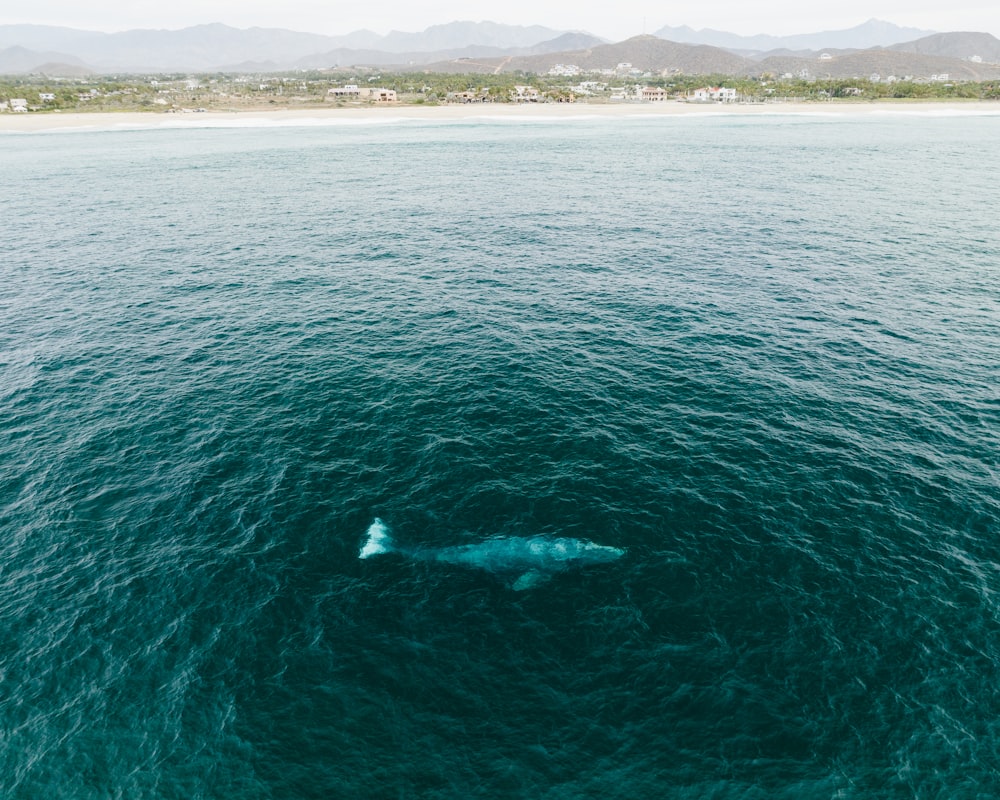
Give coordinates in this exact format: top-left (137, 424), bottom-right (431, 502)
top-left (653, 18), bottom-right (935, 53)
top-left (0, 21), bottom-right (591, 73)
top-left (1, 19), bottom-right (999, 79)
top-left (444, 32), bottom-right (1000, 81)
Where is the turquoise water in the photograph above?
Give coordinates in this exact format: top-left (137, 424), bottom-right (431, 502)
top-left (1, 113), bottom-right (999, 797)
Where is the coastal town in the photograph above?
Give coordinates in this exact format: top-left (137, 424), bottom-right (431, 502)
top-left (4, 20), bottom-right (1000, 113)
top-left (2, 66), bottom-right (997, 113)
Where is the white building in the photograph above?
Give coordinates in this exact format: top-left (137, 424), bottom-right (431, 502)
top-left (571, 81), bottom-right (606, 96)
top-left (511, 85), bottom-right (541, 102)
top-left (548, 64), bottom-right (581, 77)
top-left (690, 86), bottom-right (737, 103)
top-left (11, 98), bottom-right (28, 112)
top-left (328, 85), bottom-right (396, 102)
top-left (328, 84), bottom-right (362, 98)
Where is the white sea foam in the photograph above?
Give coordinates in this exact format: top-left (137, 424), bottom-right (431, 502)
top-left (359, 518), bottom-right (393, 559)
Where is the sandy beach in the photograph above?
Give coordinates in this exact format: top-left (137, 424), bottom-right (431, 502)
top-left (2, 100), bottom-right (999, 133)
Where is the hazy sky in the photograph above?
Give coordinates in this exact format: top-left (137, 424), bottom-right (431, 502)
top-left (4, 1), bottom-right (999, 41)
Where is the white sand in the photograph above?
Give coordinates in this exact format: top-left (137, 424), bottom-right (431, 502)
top-left (2, 101), bottom-right (999, 133)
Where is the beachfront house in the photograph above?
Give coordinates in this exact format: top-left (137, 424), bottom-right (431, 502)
top-left (641, 86), bottom-right (668, 102)
top-left (11, 98), bottom-right (28, 112)
top-left (447, 90), bottom-right (490, 103)
top-left (327, 85), bottom-right (396, 103)
top-left (329, 85), bottom-right (362, 98)
top-left (689, 86), bottom-right (738, 103)
top-left (511, 85), bottom-right (541, 102)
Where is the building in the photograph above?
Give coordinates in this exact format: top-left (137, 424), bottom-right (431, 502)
top-left (447, 90), bottom-right (490, 103)
top-left (571, 81), bottom-right (606, 96)
top-left (689, 86), bottom-right (738, 103)
top-left (641, 86), bottom-right (667, 102)
top-left (548, 64), bottom-right (581, 77)
top-left (511, 85), bottom-right (541, 102)
top-left (327, 85), bottom-right (396, 102)
top-left (11, 98), bottom-right (28, 112)
top-left (328, 85), bottom-right (362, 98)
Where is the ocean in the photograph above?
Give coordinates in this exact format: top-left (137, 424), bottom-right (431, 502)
top-left (1, 111), bottom-right (999, 798)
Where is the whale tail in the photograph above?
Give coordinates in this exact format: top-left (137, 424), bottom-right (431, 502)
top-left (359, 518), bottom-right (394, 559)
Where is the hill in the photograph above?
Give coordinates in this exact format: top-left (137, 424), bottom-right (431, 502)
top-left (755, 49), bottom-right (1000, 80)
top-left (452, 35), bottom-right (750, 76)
top-left (888, 32), bottom-right (1000, 63)
top-left (290, 33), bottom-right (606, 70)
top-left (376, 21), bottom-right (567, 52)
top-left (653, 19), bottom-right (935, 53)
top-left (1, 21), bottom-right (999, 79)
top-left (423, 34), bottom-right (1000, 82)
top-left (0, 21), bottom-right (575, 73)
top-left (0, 45), bottom-right (91, 74)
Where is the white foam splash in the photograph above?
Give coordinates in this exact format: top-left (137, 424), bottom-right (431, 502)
top-left (359, 518), bottom-right (393, 559)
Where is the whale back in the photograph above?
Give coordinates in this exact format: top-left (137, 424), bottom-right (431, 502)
top-left (431, 536), bottom-right (624, 573)
top-left (359, 520), bottom-right (623, 590)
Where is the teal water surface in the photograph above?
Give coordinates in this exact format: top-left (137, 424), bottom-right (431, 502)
top-left (1, 113), bottom-right (999, 797)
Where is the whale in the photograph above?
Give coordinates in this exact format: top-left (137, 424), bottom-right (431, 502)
top-left (359, 518), bottom-right (624, 590)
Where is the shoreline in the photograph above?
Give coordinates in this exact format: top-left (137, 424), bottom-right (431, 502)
top-left (3, 100), bottom-right (999, 132)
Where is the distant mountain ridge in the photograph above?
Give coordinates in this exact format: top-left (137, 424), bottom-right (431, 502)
top-left (888, 32), bottom-right (1000, 62)
top-left (653, 19), bottom-right (936, 53)
top-left (375, 21), bottom-right (571, 52)
top-left (0, 21), bottom-right (580, 72)
top-left (0, 44), bottom-right (90, 73)
top-left (455, 35), bottom-right (750, 76)
top-left (1, 20), bottom-right (999, 77)
top-left (425, 33), bottom-right (1000, 81)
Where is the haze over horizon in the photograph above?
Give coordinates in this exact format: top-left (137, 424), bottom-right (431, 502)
top-left (2, 1), bottom-right (999, 43)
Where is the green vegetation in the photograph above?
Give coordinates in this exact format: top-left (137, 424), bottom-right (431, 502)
top-left (2, 70), bottom-right (998, 113)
